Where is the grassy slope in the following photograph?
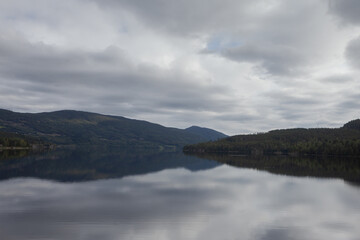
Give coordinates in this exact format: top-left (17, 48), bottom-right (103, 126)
top-left (0, 131), bottom-right (44, 148)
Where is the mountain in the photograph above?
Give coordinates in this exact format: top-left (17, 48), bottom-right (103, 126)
top-left (184, 120), bottom-right (360, 156)
top-left (185, 126), bottom-right (227, 141)
top-left (0, 109), bottom-right (225, 150)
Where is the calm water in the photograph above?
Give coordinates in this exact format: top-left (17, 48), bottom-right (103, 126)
top-left (0, 149), bottom-right (359, 240)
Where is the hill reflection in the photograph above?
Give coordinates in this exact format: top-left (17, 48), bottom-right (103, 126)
top-left (0, 148), bottom-right (220, 182)
top-left (186, 153), bottom-right (360, 183)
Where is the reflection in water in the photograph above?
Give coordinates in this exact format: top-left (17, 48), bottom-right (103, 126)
top-left (0, 149), bottom-right (30, 160)
top-left (0, 150), bottom-right (360, 239)
top-left (189, 153), bottom-right (360, 183)
top-left (0, 165), bottom-right (360, 240)
top-left (0, 148), bottom-right (220, 182)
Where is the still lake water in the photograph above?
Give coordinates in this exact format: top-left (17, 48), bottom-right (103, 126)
top-left (0, 149), bottom-right (359, 240)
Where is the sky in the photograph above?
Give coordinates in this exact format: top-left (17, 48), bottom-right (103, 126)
top-left (0, 0), bottom-right (359, 135)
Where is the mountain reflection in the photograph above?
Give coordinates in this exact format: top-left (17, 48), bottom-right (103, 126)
top-left (0, 148), bottom-right (220, 182)
top-left (0, 166), bottom-right (359, 240)
top-left (2, 148), bottom-right (360, 184)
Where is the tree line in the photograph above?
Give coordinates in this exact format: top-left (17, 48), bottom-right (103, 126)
top-left (184, 121), bottom-right (360, 156)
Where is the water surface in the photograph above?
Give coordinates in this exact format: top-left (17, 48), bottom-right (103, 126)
top-left (0, 149), bottom-right (359, 240)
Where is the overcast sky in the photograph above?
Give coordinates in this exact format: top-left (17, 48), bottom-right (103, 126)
top-left (0, 0), bottom-right (359, 134)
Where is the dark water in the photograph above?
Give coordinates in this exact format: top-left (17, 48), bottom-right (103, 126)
top-left (0, 149), bottom-right (359, 240)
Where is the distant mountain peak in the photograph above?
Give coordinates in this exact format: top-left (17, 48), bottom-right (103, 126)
top-left (185, 126), bottom-right (227, 141)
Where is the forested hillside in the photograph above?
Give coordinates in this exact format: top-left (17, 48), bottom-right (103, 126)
top-left (0, 109), bottom-right (225, 150)
top-left (184, 120), bottom-right (360, 156)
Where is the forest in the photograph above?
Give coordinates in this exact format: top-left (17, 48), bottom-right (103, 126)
top-left (0, 132), bottom-right (33, 148)
top-left (184, 119), bottom-right (360, 156)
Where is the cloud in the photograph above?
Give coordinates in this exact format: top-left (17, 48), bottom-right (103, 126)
top-left (336, 93), bottom-right (360, 112)
top-left (194, 0), bottom-right (340, 77)
top-left (320, 74), bottom-right (354, 83)
top-left (329, 0), bottom-right (360, 26)
top-left (261, 90), bottom-right (325, 126)
top-left (90, 0), bottom-right (257, 35)
top-left (221, 43), bottom-right (307, 76)
top-left (0, 33), bottom-right (233, 119)
top-left (258, 228), bottom-right (302, 240)
top-left (345, 36), bottom-right (360, 70)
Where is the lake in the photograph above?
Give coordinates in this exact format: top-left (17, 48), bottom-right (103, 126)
top-left (0, 149), bottom-right (359, 240)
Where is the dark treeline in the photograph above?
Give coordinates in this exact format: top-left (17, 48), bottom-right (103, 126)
top-left (187, 153), bottom-right (360, 183)
top-left (184, 119), bottom-right (360, 156)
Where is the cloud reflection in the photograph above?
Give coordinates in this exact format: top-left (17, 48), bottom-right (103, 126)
top-left (0, 166), bottom-right (359, 240)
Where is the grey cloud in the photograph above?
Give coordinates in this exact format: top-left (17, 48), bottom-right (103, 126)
top-left (328, 0), bottom-right (360, 26)
top-left (0, 35), bottom-right (233, 119)
top-left (0, 37), bottom-right (132, 83)
top-left (345, 36), bottom-right (360, 70)
top-left (320, 74), bottom-right (354, 83)
top-left (266, 91), bottom-right (322, 106)
top-left (90, 0), bottom-right (254, 35)
top-left (258, 228), bottom-right (301, 240)
top-left (91, 0), bottom-right (327, 44)
top-left (337, 93), bottom-right (360, 111)
top-left (195, 0), bottom-right (327, 77)
top-left (221, 44), bottom-right (307, 76)
top-left (215, 113), bottom-right (259, 122)
top-left (262, 91), bottom-right (326, 125)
